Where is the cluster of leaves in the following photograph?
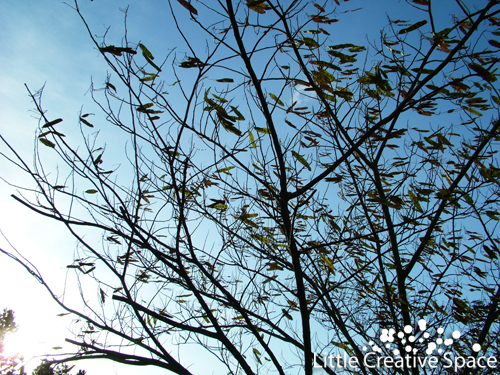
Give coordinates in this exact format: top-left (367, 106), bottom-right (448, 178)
top-left (2, 1), bottom-right (500, 375)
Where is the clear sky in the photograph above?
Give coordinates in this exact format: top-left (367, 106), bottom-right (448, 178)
top-left (0, 0), bottom-right (492, 374)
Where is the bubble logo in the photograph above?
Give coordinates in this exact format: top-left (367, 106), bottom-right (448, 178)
top-left (313, 319), bottom-right (499, 374)
top-left (313, 319), bottom-right (497, 371)
top-left (362, 319), bottom-right (481, 356)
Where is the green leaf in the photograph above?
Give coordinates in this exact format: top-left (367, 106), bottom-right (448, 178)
top-left (249, 131), bottom-right (257, 148)
top-left (292, 151), bottom-right (311, 171)
top-left (145, 55), bottom-right (162, 72)
top-left (85, 189), bottom-right (98, 194)
top-left (398, 20), bottom-right (427, 34)
top-left (253, 348), bottom-right (262, 364)
top-left (486, 211), bottom-right (500, 221)
top-left (469, 63), bottom-right (497, 83)
top-left (328, 43), bottom-right (356, 50)
top-left (408, 190), bottom-right (423, 213)
top-left (462, 106), bottom-right (483, 117)
top-left (255, 127), bottom-right (271, 134)
top-left (216, 166), bottom-right (235, 174)
top-left (453, 298), bottom-right (472, 312)
top-left (320, 254), bottom-right (334, 271)
top-left (269, 93), bottom-right (284, 106)
top-left (230, 106), bottom-right (245, 120)
top-left (221, 121), bottom-right (242, 136)
top-left (302, 37), bottom-right (320, 48)
top-left (139, 43), bottom-right (154, 60)
top-left (216, 78), bottom-right (234, 83)
top-left (251, 234), bottom-right (271, 244)
top-left (349, 45), bottom-right (366, 52)
top-left (208, 203), bottom-right (228, 210)
top-left (327, 50), bottom-right (357, 63)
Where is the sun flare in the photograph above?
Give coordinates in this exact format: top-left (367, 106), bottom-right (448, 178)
top-left (3, 329), bottom-right (49, 361)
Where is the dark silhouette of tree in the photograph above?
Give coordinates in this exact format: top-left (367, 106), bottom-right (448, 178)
top-left (31, 362), bottom-right (85, 375)
top-left (1, 0), bottom-right (500, 374)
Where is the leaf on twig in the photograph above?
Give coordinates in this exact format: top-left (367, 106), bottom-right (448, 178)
top-left (39, 138), bottom-right (55, 148)
top-left (246, 0), bottom-right (271, 14)
top-left (292, 151), bottom-right (311, 171)
top-left (177, 0), bottom-right (198, 15)
top-left (139, 43), bottom-right (154, 60)
top-left (42, 118), bottom-right (63, 128)
top-left (99, 45), bottom-right (136, 56)
top-left (216, 78), bottom-right (234, 83)
top-left (249, 131), bottom-right (257, 148)
top-left (469, 63), bottom-right (497, 83)
top-left (408, 190), bottom-right (423, 213)
top-left (314, 3), bottom-right (325, 12)
top-left (398, 20), bottom-right (427, 34)
top-left (269, 93), bottom-right (284, 106)
top-left (80, 117), bottom-right (94, 127)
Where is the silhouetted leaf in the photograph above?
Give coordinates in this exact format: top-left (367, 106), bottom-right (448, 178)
top-left (247, 0), bottom-right (270, 14)
top-left (398, 20), bottom-right (427, 34)
top-left (469, 63), bottom-right (497, 82)
top-left (408, 190), bottom-right (423, 213)
top-left (39, 138), bottom-right (55, 148)
top-left (177, 0), bottom-right (198, 15)
top-left (488, 39), bottom-right (500, 48)
top-left (80, 117), bottom-right (94, 127)
top-left (42, 118), bottom-right (63, 128)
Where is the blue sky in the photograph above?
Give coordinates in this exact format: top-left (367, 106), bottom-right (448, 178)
top-left (0, 0), bottom-right (496, 374)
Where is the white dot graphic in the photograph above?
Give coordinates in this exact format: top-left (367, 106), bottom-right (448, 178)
top-left (473, 344), bottom-right (481, 352)
top-left (418, 319), bottom-right (427, 330)
top-left (437, 328), bottom-right (444, 334)
top-left (452, 331), bottom-right (461, 339)
top-left (404, 325), bottom-right (412, 334)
